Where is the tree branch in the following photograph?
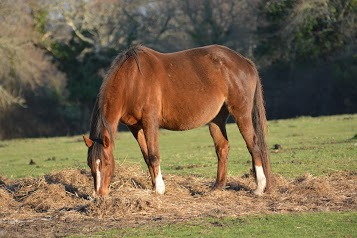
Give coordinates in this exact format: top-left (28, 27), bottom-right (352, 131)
top-left (65, 18), bottom-right (95, 45)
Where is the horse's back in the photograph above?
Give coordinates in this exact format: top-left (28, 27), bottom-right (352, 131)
top-left (144, 45), bottom-right (257, 91)
top-left (119, 45), bottom-right (258, 130)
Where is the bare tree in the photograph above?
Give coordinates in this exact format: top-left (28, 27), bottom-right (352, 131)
top-left (40, 0), bottom-right (186, 54)
top-left (257, 0), bottom-right (356, 66)
top-left (174, 0), bottom-right (261, 56)
top-left (181, 0), bottom-right (235, 45)
top-left (40, 0), bottom-right (151, 56)
top-left (0, 0), bottom-right (65, 110)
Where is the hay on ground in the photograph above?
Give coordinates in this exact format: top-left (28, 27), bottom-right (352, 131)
top-left (0, 165), bottom-right (355, 226)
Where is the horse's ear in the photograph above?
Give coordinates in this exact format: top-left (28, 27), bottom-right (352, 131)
top-left (83, 135), bottom-right (93, 148)
top-left (103, 135), bottom-right (110, 148)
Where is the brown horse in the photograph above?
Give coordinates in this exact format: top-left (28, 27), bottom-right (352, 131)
top-left (83, 45), bottom-right (272, 196)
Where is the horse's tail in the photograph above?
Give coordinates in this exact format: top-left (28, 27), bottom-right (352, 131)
top-left (252, 78), bottom-right (272, 192)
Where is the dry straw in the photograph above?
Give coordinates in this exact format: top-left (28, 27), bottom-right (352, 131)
top-left (0, 165), bottom-right (356, 223)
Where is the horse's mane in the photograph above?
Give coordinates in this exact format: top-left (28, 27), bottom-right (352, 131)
top-left (89, 45), bottom-right (143, 147)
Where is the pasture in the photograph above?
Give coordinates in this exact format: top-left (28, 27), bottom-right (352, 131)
top-left (0, 114), bottom-right (356, 237)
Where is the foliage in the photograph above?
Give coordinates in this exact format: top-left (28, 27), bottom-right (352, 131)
top-left (255, 0), bottom-right (356, 119)
top-left (0, 0), bottom-right (356, 138)
top-left (0, 0), bottom-right (66, 110)
top-left (256, 0), bottom-right (356, 65)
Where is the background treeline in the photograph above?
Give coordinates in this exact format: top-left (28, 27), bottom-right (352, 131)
top-left (0, 0), bottom-right (356, 139)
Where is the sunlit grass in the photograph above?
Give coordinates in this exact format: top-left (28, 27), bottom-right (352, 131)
top-left (0, 114), bottom-right (356, 179)
top-left (70, 212), bottom-right (357, 238)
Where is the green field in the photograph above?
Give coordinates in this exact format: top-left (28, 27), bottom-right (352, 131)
top-left (79, 212), bottom-right (357, 238)
top-left (1, 114), bottom-right (356, 179)
top-left (1, 114), bottom-right (357, 237)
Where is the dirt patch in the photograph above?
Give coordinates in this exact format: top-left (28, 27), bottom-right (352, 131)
top-left (0, 166), bottom-right (356, 237)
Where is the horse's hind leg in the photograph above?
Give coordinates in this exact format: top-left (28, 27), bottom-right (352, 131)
top-left (209, 106), bottom-right (230, 190)
top-left (228, 103), bottom-right (267, 195)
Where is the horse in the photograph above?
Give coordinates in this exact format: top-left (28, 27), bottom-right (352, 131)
top-left (83, 45), bottom-right (272, 196)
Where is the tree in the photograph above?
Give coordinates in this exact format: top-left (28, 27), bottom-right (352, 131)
top-left (0, 0), bottom-right (68, 139)
top-left (255, 0), bottom-right (357, 118)
top-left (256, 0), bottom-right (356, 66)
top-left (0, 0), bottom-right (65, 110)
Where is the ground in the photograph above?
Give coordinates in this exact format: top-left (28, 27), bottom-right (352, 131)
top-left (0, 165), bottom-right (356, 237)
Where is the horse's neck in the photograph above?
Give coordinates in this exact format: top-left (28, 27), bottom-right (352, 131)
top-left (100, 63), bottom-right (128, 140)
top-left (101, 98), bottom-right (122, 142)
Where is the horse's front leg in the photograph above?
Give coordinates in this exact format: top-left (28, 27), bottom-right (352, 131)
top-left (142, 122), bottom-right (165, 194)
top-left (128, 126), bottom-right (155, 185)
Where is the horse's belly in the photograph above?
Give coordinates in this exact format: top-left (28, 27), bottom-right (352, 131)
top-left (161, 96), bottom-right (224, 130)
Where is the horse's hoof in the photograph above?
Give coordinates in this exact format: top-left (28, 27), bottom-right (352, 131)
top-left (212, 183), bottom-right (226, 191)
top-left (155, 189), bottom-right (165, 195)
top-left (155, 183), bottom-right (166, 195)
top-left (253, 189), bottom-right (264, 196)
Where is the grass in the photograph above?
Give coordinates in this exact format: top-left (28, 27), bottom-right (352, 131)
top-left (72, 212), bottom-right (357, 238)
top-left (0, 136), bottom-right (85, 178)
top-left (0, 114), bottom-right (356, 179)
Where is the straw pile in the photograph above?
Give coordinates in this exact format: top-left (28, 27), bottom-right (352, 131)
top-left (0, 165), bottom-right (356, 237)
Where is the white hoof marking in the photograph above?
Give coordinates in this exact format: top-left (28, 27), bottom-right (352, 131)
top-left (155, 166), bottom-right (165, 194)
top-left (254, 165), bottom-right (266, 195)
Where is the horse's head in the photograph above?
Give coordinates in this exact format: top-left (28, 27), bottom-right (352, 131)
top-left (83, 135), bottom-right (114, 196)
